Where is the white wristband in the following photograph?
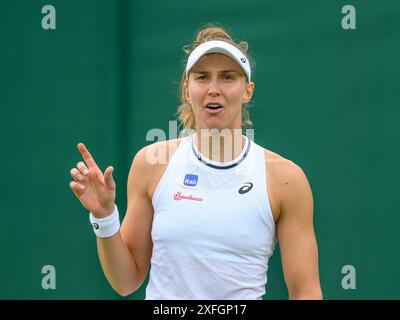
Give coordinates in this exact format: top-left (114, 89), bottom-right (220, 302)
top-left (89, 205), bottom-right (120, 238)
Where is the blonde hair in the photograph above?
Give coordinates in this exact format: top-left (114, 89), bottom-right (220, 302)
top-left (177, 24), bottom-right (254, 130)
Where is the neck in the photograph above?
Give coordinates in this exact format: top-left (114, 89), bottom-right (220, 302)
top-left (194, 128), bottom-right (245, 163)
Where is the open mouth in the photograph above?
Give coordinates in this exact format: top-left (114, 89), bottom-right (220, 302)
top-left (205, 104), bottom-right (223, 111)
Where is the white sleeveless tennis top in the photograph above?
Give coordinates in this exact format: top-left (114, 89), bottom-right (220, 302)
top-left (145, 134), bottom-right (277, 300)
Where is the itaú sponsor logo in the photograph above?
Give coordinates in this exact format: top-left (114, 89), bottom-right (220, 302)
top-left (173, 192), bottom-right (203, 202)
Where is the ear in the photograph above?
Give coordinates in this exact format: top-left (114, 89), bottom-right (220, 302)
top-left (242, 81), bottom-right (255, 103)
top-left (183, 80), bottom-right (190, 102)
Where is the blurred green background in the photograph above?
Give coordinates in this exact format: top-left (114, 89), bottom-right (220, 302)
top-left (0, 0), bottom-right (399, 299)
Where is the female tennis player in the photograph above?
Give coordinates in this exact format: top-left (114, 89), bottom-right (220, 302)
top-left (69, 26), bottom-right (322, 300)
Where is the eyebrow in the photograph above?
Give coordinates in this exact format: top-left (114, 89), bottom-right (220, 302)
top-left (191, 70), bottom-right (241, 74)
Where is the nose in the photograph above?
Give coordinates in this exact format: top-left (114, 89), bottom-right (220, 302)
top-left (208, 78), bottom-right (221, 97)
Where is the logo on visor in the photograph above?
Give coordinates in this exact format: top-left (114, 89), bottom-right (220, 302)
top-left (184, 174), bottom-right (198, 187)
top-left (241, 57), bottom-right (247, 63)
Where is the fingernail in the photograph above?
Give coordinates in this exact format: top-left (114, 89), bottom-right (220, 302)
top-left (83, 169), bottom-right (89, 175)
top-left (79, 184), bottom-right (85, 190)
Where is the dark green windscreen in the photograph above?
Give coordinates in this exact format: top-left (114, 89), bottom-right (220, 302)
top-left (0, 0), bottom-right (399, 299)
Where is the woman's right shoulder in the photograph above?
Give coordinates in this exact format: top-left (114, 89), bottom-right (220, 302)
top-left (131, 138), bottom-right (183, 171)
top-left (128, 139), bottom-right (183, 198)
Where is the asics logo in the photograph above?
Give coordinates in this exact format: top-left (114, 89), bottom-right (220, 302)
top-left (238, 182), bottom-right (253, 194)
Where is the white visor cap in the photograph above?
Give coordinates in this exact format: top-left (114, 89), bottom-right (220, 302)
top-left (185, 40), bottom-right (251, 82)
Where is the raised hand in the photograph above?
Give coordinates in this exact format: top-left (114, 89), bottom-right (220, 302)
top-left (69, 143), bottom-right (116, 218)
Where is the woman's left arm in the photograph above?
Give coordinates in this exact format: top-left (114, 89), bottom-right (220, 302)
top-left (276, 161), bottom-right (323, 300)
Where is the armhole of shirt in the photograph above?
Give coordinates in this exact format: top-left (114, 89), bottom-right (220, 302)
top-left (260, 146), bottom-right (278, 228)
top-left (151, 138), bottom-right (185, 208)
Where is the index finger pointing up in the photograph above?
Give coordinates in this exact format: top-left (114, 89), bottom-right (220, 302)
top-left (77, 143), bottom-right (100, 171)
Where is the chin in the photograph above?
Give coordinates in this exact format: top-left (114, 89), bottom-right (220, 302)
top-left (202, 121), bottom-right (226, 131)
